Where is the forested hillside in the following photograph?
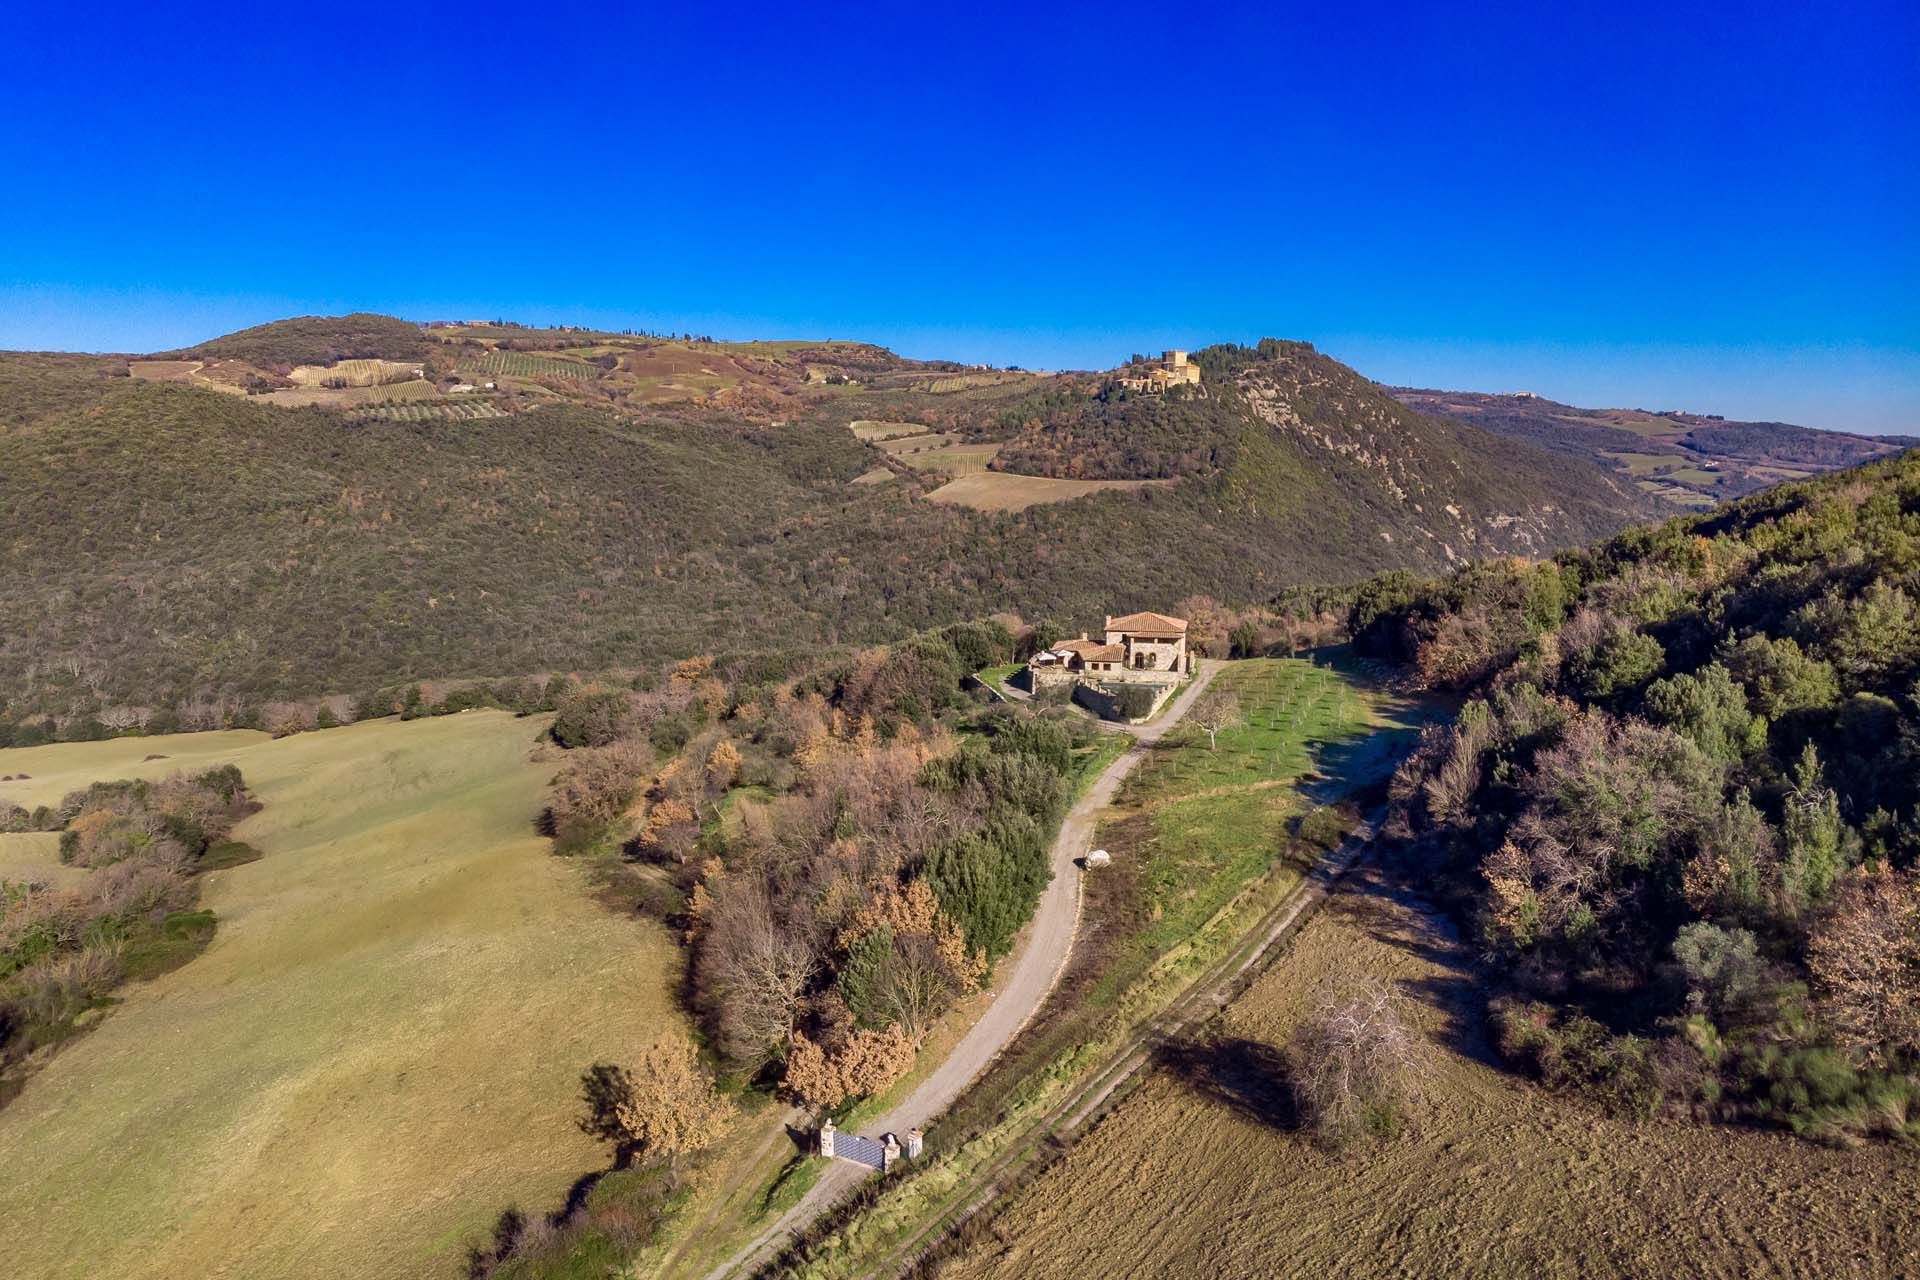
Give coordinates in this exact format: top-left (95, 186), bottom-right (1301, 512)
top-left (2, 325), bottom-right (1647, 731)
top-left (1360, 449), bottom-right (1920, 1141)
top-left (985, 343), bottom-right (1663, 551)
top-left (157, 312), bottom-right (435, 367)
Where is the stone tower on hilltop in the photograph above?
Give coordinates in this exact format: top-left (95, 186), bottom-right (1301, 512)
top-left (1117, 349), bottom-right (1202, 394)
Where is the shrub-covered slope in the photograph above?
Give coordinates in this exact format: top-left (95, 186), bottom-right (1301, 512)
top-left (1363, 448), bottom-right (1920, 1139)
top-left (1394, 386), bottom-right (1906, 507)
top-left (156, 312), bottom-right (434, 367)
top-left (987, 340), bottom-right (1660, 559)
top-left (2, 333), bottom-right (1654, 724)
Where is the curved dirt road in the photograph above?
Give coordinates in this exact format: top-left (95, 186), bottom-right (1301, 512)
top-left (706, 661), bottom-right (1221, 1278)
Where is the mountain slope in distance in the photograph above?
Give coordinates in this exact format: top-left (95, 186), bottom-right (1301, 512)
top-left (1393, 387), bottom-right (1908, 511)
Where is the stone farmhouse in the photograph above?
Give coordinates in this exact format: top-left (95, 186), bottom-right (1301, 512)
top-left (1116, 350), bottom-right (1202, 394)
top-left (1026, 611), bottom-right (1193, 719)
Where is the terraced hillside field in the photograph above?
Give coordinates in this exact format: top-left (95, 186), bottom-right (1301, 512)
top-left (0, 713), bottom-right (682, 1280)
top-left (259, 379), bottom-right (444, 409)
top-left (477, 350), bottom-right (602, 380)
top-left (363, 398), bottom-right (511, 421)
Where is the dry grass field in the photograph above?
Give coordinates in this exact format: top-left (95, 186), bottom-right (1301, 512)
top-left (0, 832), bottom-right (85, 889)
top-left (938, 863), bottom-right (1920, 1280)
top-left (0, 714), bottom-right (682, 1280)
top-left (126, 359), bottom-right (204, 381)
top-left (923, 472), bottom-right (1172, 511)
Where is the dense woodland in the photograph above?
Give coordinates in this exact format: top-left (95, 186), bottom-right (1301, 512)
top-left (985, 379), bottom-right (1244, 479)
top-left (157, 312), bottom-right (436, 368)
top-left (1360, 450), bottom-right (1920, 1141)
top-left (535, 621), bottom-right (1098, 1111)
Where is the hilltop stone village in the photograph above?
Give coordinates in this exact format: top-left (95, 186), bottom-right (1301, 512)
top-left (1116, 349), bottom-right (1202, 394)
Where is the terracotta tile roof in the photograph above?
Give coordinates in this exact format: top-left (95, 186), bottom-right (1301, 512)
top-left (1105, 610), bottom-right (1188, 634)
top-left (1055, 639), bottom-right (1123, 662)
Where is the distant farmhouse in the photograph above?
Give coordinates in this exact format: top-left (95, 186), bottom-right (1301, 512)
top-left (1117, 350), bottom-right (1202, 394)
top-left (1027, 611), bottom-right (1193, 720)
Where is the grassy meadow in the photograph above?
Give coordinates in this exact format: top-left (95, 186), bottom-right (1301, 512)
top-left (1107, 656), bottom-right (1415, 971)
top-left (0, 713), bottom-right (682, 1280)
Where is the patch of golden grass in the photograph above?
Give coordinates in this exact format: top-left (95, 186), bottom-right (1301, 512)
top-left (0, 713), bottom-right (684, 1280)
top-left (923, 472), bottom-right (1172, 512)
top-left (0, 832), bottom-right (84, 889)
top-left (126, 360), bottom-right (203, 381)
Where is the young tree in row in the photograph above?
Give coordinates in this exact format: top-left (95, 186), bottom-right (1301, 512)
top-left (1190, 688), bottom-right (1242, 751)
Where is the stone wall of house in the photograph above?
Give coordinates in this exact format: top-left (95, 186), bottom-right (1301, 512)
top-left (1112, 637), bottom-right (1185, 672)
top-left (1074, 679), bottom-right (1177, 723)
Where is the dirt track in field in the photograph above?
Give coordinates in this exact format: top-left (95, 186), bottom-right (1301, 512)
top-left (938, 864), bottom-right (1920, 1280)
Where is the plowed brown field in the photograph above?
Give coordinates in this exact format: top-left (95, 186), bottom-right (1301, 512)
top-left (937, 865), bottom-right (1920, 1280)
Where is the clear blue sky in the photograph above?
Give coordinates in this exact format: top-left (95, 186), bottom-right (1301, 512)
top-left (2, 1), bottom-right (1915, 431)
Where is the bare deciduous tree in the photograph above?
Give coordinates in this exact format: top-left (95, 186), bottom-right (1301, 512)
top-left (1807, 863), bottom-right (1920, 1068)
top-left (1288, 978), bottom-right (1424, 1145)
top-left (1191, 688), bottom-right (1241, 751)
top-left (703, 877), bottom-right (817, 1065)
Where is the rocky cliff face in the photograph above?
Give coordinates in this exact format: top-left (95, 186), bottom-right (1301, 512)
top-left (1216, 340), bottom-right (1660, 564)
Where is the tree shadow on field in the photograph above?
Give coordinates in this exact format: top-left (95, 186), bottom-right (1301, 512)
top-left (1155, 1036), bottom-right (1300, 1131)
top-left (1323, 865), bottom-right (1501, 1068)
top-left (556, 1166), bottom-right (609, 1222)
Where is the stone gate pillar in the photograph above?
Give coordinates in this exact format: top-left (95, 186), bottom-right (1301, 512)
top-left (905, 1128), bottom-right (924, 1160)
top-left (818, 1117), bottom-right (836, 1159)
top-left (881, 1132), bottom-right (900, 1171)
